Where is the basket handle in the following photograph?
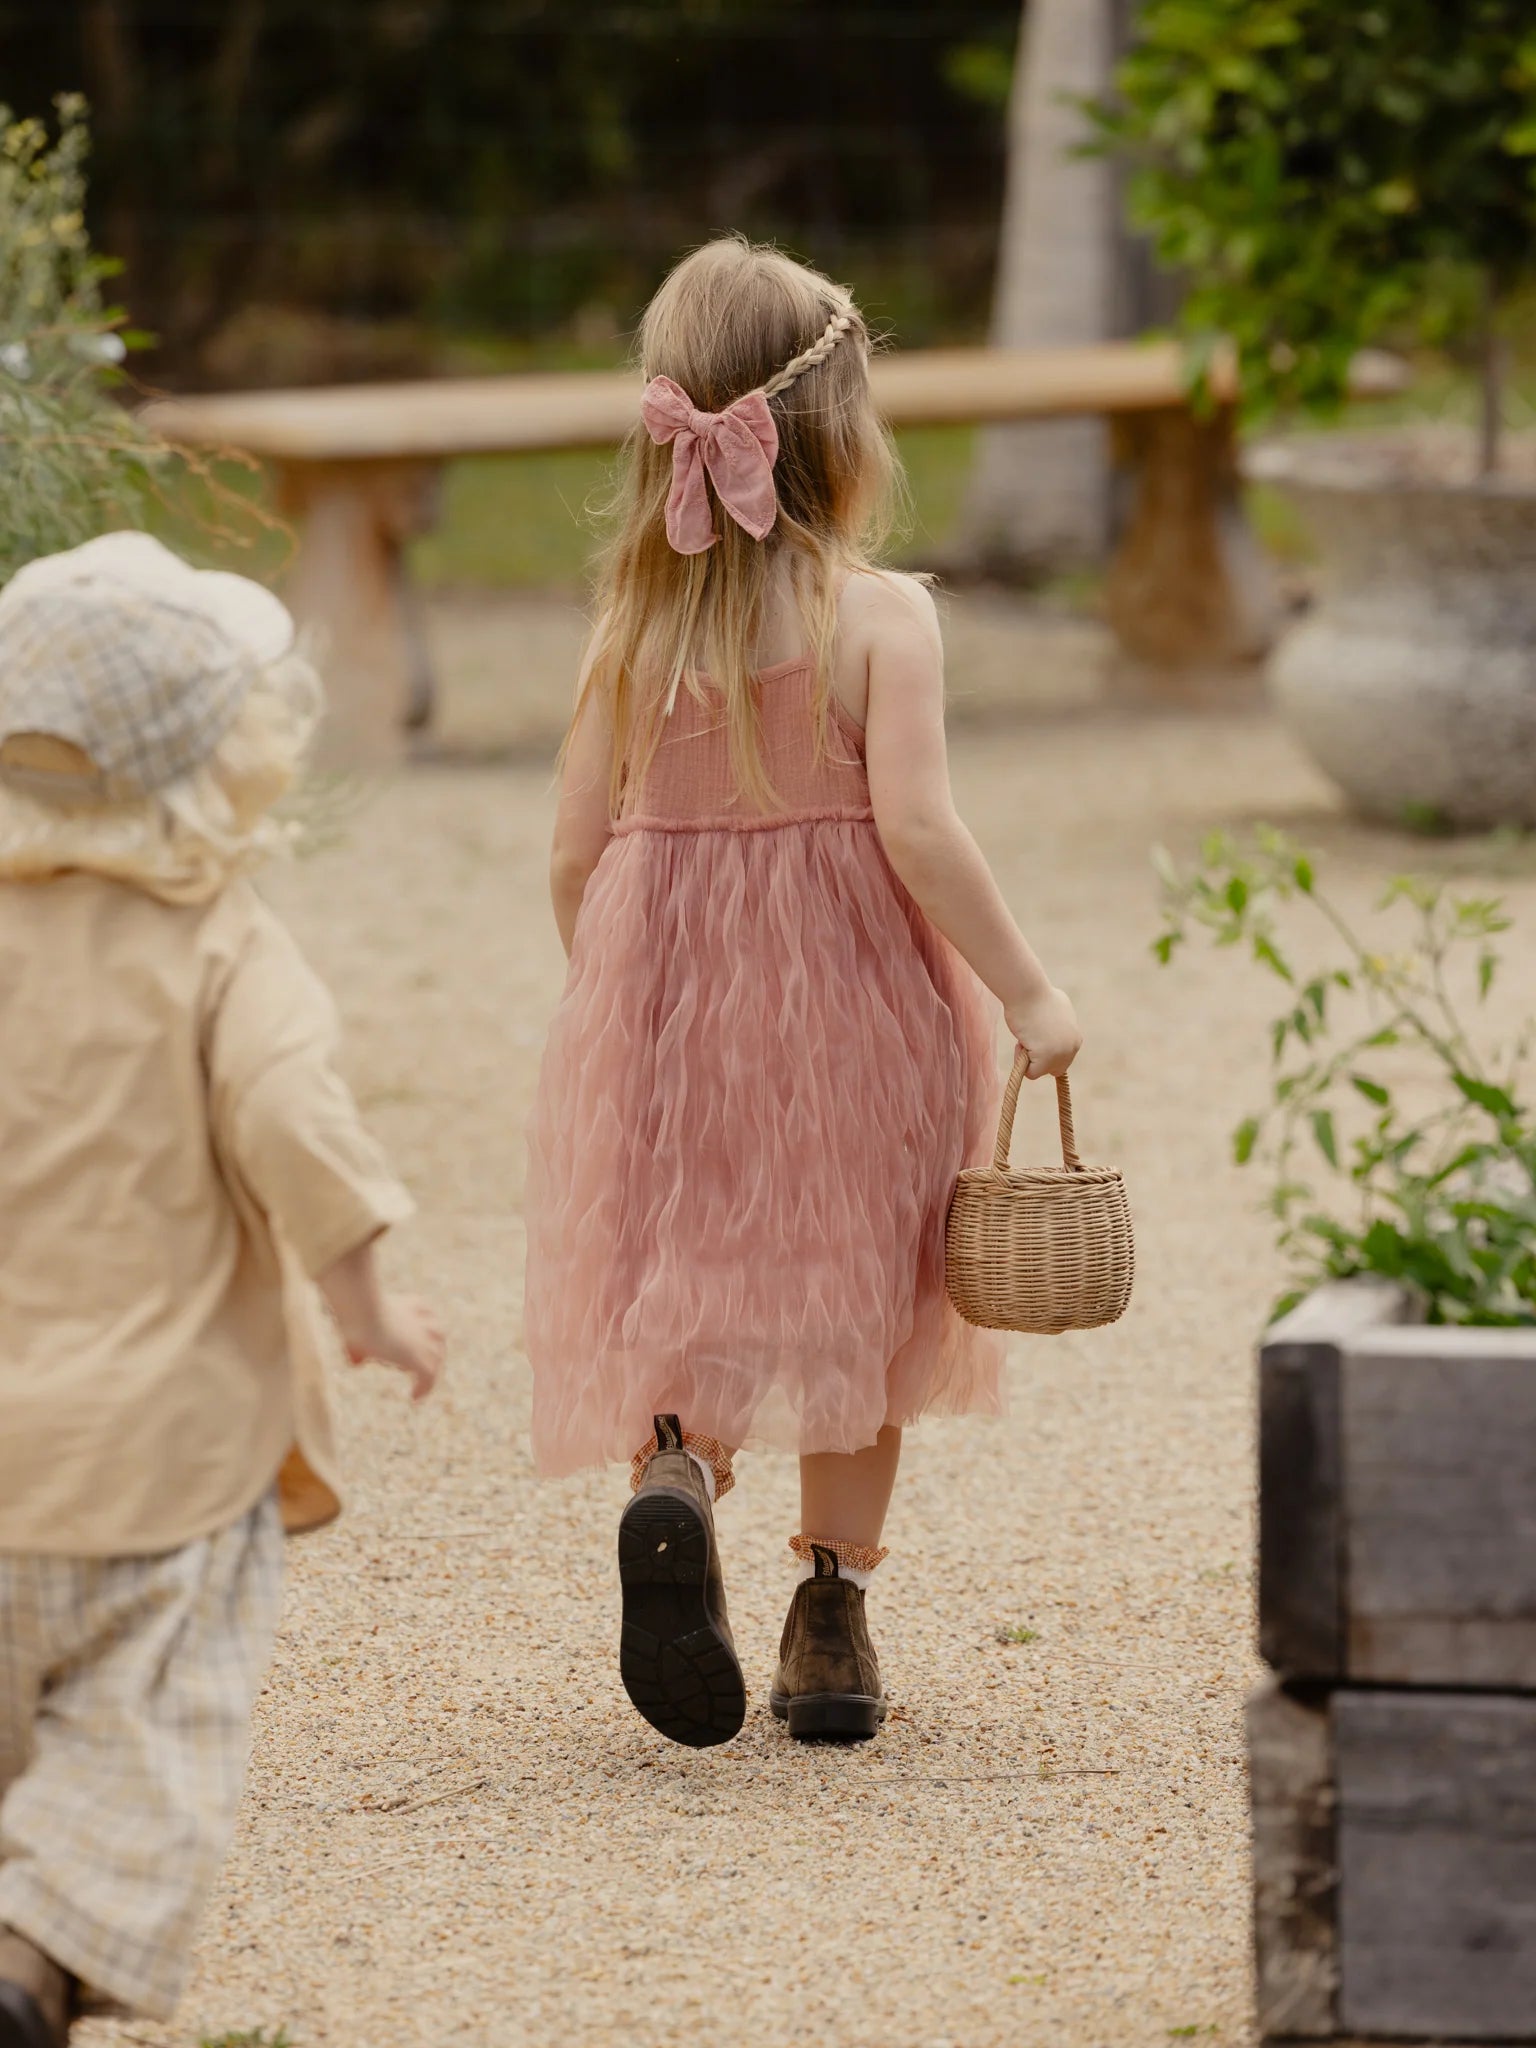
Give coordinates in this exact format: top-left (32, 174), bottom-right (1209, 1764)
top-left (992, 1046), bottom-right (1082, 1173)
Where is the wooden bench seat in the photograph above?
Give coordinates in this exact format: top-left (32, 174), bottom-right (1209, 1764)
top-left (145, 343), bottom-right (1406, 761)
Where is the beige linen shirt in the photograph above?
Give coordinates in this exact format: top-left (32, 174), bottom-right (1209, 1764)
top-left (0, 873), bottom-right (413, 1555)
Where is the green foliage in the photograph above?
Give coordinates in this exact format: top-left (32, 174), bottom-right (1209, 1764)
top-left (0, 96), bottom-right (160, 580)
top-left (201, 2031), bottom-right (292, 2048)
top-left (1154, 830), bottom-right (1536, 1325)
top-left (944, 34), bottom-right (1018, 112)
top-left (1091, 2), bottom-right (1536, 420)
top-left (0, 98), bottom-right (283, 587)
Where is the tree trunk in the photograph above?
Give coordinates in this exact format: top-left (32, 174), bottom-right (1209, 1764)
top-left (957, 0), bottom-right (1120, 574)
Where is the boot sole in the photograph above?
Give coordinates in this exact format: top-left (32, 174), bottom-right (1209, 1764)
top-left (769, 1689), bottom-right (887, 1741)
top-left (618, 1486), bottom-right (746, 1749)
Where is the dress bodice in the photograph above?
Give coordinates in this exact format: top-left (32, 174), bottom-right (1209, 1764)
top-left (617, 658), bottom-right (873, 831)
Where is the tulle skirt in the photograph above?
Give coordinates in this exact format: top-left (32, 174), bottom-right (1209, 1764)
top-left (524, 816), bottom-right (1005, 1472)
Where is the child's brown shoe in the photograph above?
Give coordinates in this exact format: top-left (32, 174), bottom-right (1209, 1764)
top-left (618, 1415), bottom-right (746, 1747)
top-left (770, 1544), bottom-right (888, 1740)
top-left (0, 1930), bottom-right (70, 2048)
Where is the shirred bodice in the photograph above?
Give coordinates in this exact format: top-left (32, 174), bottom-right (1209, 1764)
top-left (617, 657), bottom-right (873, 833)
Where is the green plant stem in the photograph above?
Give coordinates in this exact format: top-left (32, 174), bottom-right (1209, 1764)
top-left (1416, 901), bottom-right (1480, 1072)
top-left (1310, 886), bottom-right (1477, 1078)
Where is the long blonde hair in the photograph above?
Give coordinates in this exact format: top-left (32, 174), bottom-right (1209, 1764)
top-left (580, 237), bottom-right (898, 811)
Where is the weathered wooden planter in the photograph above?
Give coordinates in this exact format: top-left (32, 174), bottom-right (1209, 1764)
top-left (1251, 1279), bottom-right (1536, 2043)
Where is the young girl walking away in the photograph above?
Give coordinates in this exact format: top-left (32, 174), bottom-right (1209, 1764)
top-left (0, 534), bottom-right (445, 2048)
top-left (525, 238), bottom-right (1079, 1750)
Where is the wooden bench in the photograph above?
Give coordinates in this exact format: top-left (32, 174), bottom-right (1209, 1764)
top-left (145, 343), bottom-right (1406, 762)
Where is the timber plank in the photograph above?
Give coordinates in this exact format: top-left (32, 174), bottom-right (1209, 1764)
top-left (1336, 1691), bottom-right (1536, 2041)
top-left (142, 342), bottom-right (1409, 464)
top-left (1258, 1280), bottom-right (1417, 1678)
top-left (1342, 1330), bottom-right (1536, 1688)
top-left (1259, 1334), bottom-right (1343, 1678)
top-left (145, 344), bottom-right (1215, 461)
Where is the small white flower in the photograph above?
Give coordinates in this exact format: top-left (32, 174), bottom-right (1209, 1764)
top-left (69, 331), bottom-right (127, 366)
top-left (0, 341), bottom-right (32, 380)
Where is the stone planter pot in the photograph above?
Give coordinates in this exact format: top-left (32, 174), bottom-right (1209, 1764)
top-left (1250, 1277), bottom-right (1536, 2043)
top-left (1254, 447), bottom-right (1536, 829)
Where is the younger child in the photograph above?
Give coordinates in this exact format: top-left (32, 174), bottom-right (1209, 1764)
top-left (525, 239), bottom-right (1080, 1748)
top-left (0, 534), bottom-right (445, 2047)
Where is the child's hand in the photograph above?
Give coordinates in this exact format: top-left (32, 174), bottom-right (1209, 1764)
top-left (344, 1293), bottom-right (446, 1403)
top-left (318, 1242), bottom-right (445, 1403)
top-left (1004, 985), bottom-right (1082, 1081)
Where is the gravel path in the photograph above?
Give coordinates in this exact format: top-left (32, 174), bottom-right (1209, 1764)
top-left (78, 605), bottom-right (1536, 2048)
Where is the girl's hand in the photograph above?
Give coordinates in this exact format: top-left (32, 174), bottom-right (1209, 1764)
top-left (344, 1293), bottom-right (446, 1403)
top-left (1004, 985), bottom-right (1082, 1081)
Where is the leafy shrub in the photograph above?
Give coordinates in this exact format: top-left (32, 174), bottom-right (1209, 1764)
top-left (1092, 1), bottom-right (1536, 467)
top-left (0, 95), bottom-right (281, 587)
top-left (0, 95), bottom-right (164, 580)
top-left (1155, 829), bottom-right (1536, 1324)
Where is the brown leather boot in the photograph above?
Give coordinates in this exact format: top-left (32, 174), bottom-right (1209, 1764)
top-left (0, 1929), bottom-right (71, 2048)
top-left (618, 1415), bottom-right (745, 1748)
top-left (770, 1544), bottom-right (888, 1740)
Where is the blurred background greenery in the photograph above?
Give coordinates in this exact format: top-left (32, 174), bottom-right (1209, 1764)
top-left (0, 2), bottom-right (1021, 385)
top-left (0, 1), bottom-right (1035, 584)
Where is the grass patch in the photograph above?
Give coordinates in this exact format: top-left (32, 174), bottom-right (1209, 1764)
top-left (201, 2030), bottom-right (293, 2048)
top-left (1245, 480), bottom-right (1318, 568)
top-left (408, 423), bottom-right (980, 593)
top-left (995, 1624), bottom-right (1039, 1645)
top-left (414, 447), bottom-right (613, 591)
top-left (135, 451), bottom-right (295, 583)
top-left (893, 424), bottom-right (977, 556)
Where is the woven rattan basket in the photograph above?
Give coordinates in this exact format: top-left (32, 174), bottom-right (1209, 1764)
top-left (946, 1049), bottom-right (1134, 1334)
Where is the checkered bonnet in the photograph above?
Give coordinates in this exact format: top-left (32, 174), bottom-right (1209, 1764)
top-left (0, 534), bottom-right (293, 804)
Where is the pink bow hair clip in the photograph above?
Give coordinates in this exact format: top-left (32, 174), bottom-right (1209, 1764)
top-left (641, 375), bottom-right (780, 555)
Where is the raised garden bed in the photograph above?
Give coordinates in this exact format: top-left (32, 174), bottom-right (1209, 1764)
top-left (1252, 1277), bottom-right (1536, 2043)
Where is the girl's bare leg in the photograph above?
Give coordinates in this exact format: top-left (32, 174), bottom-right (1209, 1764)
top-left (775, 1427), bottom-right (900, 1739)
top-left (798, 1424), bottom-right (902, 1549)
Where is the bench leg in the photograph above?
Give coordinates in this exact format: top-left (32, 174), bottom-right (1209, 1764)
top-left (1105, 404), bottom-right (1280, 671)
top-left (273, 457), bottom-right (443, 768)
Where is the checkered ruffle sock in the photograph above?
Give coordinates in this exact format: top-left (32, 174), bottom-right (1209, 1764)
top-left (629, 1427), bottom-right (735, 1503)
top-left (787, 1533), bottom-right (889, 1575)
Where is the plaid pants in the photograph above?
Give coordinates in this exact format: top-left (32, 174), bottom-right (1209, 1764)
top-left (0, 1495), bottom-right (283, 2018)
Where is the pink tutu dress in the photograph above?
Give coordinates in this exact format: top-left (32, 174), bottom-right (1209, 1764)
top-left (525, 657), bottom-right (1004, 1471)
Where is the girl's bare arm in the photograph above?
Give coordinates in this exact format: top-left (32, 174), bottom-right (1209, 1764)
top-left (550, 647), bottom-right (617, 956)
top-left (859, 575), bottom-right (1081, 1079)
